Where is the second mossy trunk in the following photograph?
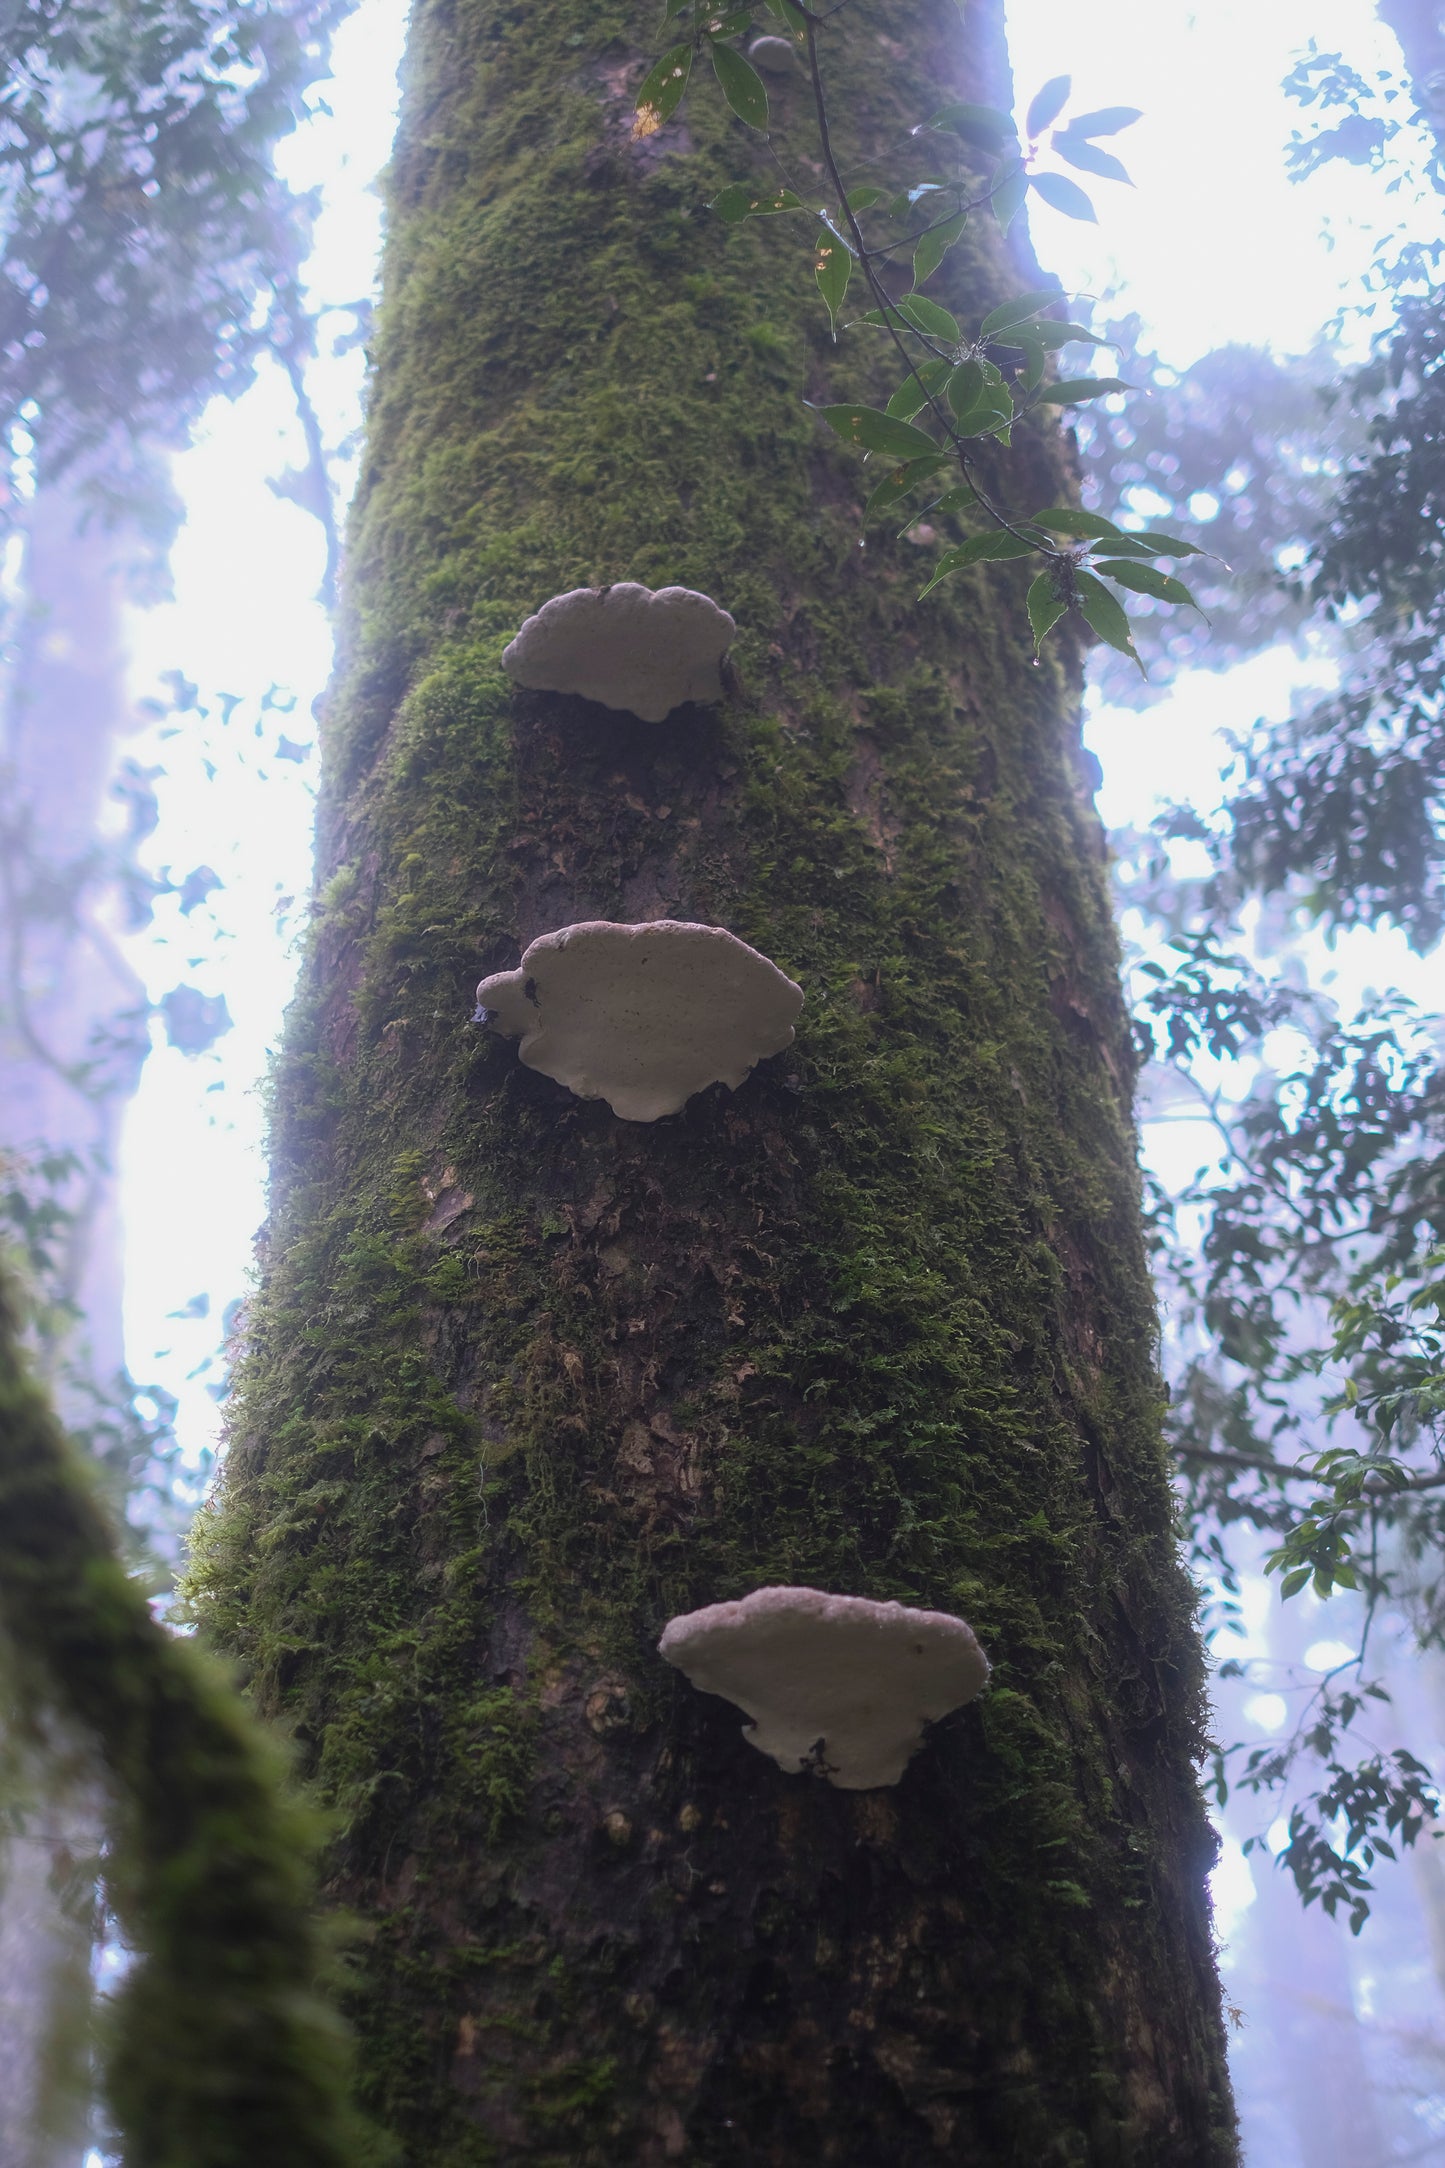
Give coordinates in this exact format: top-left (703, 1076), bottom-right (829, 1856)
top-left (192, 0), bottom-right (1238, 2159)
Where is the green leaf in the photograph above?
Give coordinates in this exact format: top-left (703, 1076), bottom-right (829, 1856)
top-left (946, 358), bottom-right (985, 422)
top-left (949, 357), bottom-right (1008, 430)
top-left (711, 181), bottom-right (804, 221)
top-left (1130, 529), bottom-right (1208, 558)
top-left (1033, 376), bottom-right (1131, 404)
top-left (919, 529), bottom-right (1037, 597)
top-left (1052, 135), bottom-right (1132, 185)
top-left (951, 378), bottom-right (1015, 441)
top-left (1029, 170), bottom-right (1097, 221)
top-left (710, 39), bottom-right (768, 128)
top-left (863, 455), bottom-right (951, 517)
top-left (1032, 319), bottom-right (1110, 350)
top-left (1280, 1566), bottom-right (1313, 1601)
top-left (1065, 105), bottom-right (1143, 138)
top-left (813, 228), bottom-right (851, 334)
top-left (1031, 507), bottom-right (1123, 540)
top-left (932, 484), bottom-right (977, 514)
top-left (1027, 569), bottom-right (1068, 652)
top-left (758, 0), bottom-right (806, 27)
top-left (924, 101), bottom-right (1017, 150)
top-left (1025, 75), bottom-right (1072, 136)
top-left (634, 43), bottom-right (693, 135)
top-left (814, 405), bottom-right (939, 458)
top-left (895, 294), bottom-right (960, 342)
top-left (846, 184), bottom-right (889, 211)
top-left (886, 358), bottom-right (950, 420)
top-left (1057, 134), bottom-right (1135, 184)
top-left (980, 288), bottom-right (1067, 337)
top-left (991, 160), bottom-right (1030, 232)
top-left (1012, 331), bottom-right (1047, 391)
top-left (663, 0), bottom-right (693, 19)
top-left (902, 181), bottom-right (947, 205)
top-left (1087, 528), bottom-right (1208, 559)
top-left (913, 210), bottom-right (967, 286)
top-left (1079, 533), bottom-right (1157, 558)
top-left (1094, 559), bottom-right (1202, 609)
top-left (857, 296), bottom-right (962, 344)
top-left (1074, 569), bottom-right (1144, 674)
top-left (702, 5), bottom-right (753, 32)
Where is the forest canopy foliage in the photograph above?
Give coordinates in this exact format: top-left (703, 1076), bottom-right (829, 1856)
top-left (0, 0), bottom-right (342, 539)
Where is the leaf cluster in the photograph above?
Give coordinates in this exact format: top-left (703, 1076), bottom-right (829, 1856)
top-left (637, 7), bottom-right (1203, 664)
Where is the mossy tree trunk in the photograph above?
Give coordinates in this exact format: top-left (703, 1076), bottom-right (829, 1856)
top-left (193, 0), bottom-right (1238, 2158)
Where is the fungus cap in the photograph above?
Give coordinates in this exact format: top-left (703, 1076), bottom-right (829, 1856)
top-left (748, 33), bottom-right (799, 72)
top-left (659, 1586), bottom-right (989, 1789)
top-left (474, 920), bottom-right (802, 1123)
top-left (501, 582), bottom-right (736, 722)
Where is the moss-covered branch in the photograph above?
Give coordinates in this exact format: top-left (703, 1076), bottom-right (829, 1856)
top-left (0, 1272), bottom-right (375, 2168)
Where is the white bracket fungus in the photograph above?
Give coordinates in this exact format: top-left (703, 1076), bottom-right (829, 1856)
top-left (501, 582), bottom-right (736, 722)
top-left (747, 34), bottom-right (799, 73)
top-left (658, 1586), bottom-right (989, 1790)
top-left (474, 920), bottom-right (802, 1123)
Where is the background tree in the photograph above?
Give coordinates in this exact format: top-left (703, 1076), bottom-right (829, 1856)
top-left (187, 0), bottom-right (1238, 2157)
top-left (0, 1), bottom-right (357, 2154)
top-left (1097, 9), bottom-right (1445, 1934)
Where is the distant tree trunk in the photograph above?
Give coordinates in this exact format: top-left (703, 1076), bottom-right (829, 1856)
top-left (0, 468), bottom-right (148, 1378)
top-left (194, 0), bottom-right (1238, 2158)
top-left (0, 470), bottom-right (150, 2167)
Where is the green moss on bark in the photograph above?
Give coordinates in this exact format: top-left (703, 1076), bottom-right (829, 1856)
top-left (190, 0), bottom-right (1237, 2158)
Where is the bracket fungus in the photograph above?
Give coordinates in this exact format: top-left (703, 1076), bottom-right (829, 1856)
top-left (747, 34), bottom-right (799, 72)
top-left (658, 1587), bottom-right (989, 1789)
top-left (473, 919), bottom-right (803, 1123)
top-left (501, 581), bottom-right (736, 722)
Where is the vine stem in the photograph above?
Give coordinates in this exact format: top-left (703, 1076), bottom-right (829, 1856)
top-left (800, 10), bottom-right (1059, 557)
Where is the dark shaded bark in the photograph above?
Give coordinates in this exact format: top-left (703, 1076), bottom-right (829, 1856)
top-left (193, 0), bottom-right (1238, 2158)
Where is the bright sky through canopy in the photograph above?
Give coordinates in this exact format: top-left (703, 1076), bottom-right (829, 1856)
top-left (1006, 0), bottom-right (1425, 366)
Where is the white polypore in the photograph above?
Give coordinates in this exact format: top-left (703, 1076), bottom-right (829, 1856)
top-left (474, 920), bottom-right (802, 1123)
top-left (747, 34), bottom-right (798, 72)
top-left (501, 582), bottom-right (736, 722)
top-left (659, 1586), bottom-right (989, 1789)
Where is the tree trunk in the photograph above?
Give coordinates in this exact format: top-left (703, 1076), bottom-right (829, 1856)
top-left (193, 0), bottom-right (1238, 2158)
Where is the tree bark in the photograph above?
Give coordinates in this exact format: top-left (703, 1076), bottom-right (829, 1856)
top-left (193, 0), bottom-right (1238, 2158)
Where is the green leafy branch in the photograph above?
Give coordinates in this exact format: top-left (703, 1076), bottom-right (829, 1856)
top-left (1227, 1725), bottom-right (1439, 1934)
top-left (637, 1), bottom-right (1212, 666)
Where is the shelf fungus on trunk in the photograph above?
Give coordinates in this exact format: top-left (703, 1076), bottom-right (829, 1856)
top-left (501, 582), bottom-right (736, 722)
top-left (747, 34), bottom-right (799, 72)
top-left (659, 1586), bottom-right (990, 1790)
top-left (473, 919), bottom-right (803, 1123)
